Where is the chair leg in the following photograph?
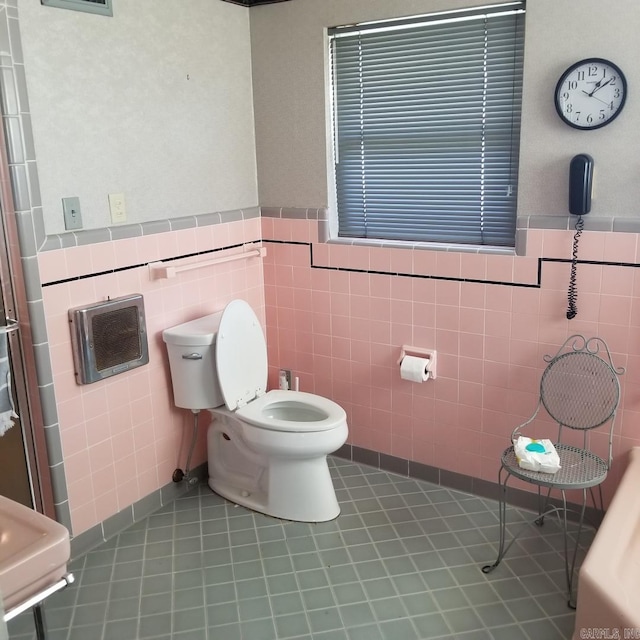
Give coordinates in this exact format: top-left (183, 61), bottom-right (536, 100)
top-left (560, 490), bottom-right (571, 597)
top-left (481, 472), bottom-right (589, 608)
top-left (597, 484), bottom-right (604, 512)
top-left (482, 466), bottom-right (511, 574)
top-left (482, 468), bottom-right (544, 575)
top-left (535, 486), bottom-right (553, 526)
top-left (565, 488), bottom-right (587, 609)
top-left (594, 484), bottom-right (605, 525)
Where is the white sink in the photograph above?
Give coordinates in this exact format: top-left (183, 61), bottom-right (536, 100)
top-left (0, 495), bottom-right (70, 611)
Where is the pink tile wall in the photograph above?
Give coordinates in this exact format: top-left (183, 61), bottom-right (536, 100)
top-left (39, 219), bottom-right (264, 535)
top-left (37, 214), bottom-right (640, 534)
top-left (263, 218), bottom-right (640, 505)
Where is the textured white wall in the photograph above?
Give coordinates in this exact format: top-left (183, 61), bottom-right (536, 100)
top-left (250, 0), bottom-right (640, 219)
top-left (516, 0), bottom-right (640, 218)
top-left (18, 0), bottom-right (258, 233)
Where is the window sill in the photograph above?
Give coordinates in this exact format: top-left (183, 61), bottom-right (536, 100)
top-left (327, 236), bottom-right (516, 257)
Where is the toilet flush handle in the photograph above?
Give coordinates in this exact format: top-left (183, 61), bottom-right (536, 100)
top-left (182, 353), bottom-right (203, 360)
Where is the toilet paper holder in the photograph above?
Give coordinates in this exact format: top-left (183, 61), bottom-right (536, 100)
top-left (397, 346), bottom-right (437, 379)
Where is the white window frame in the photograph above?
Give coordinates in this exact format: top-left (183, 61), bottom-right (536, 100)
top-left (327, 2), bottom-right (526, 250)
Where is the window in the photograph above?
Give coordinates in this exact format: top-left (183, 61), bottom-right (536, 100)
top-left (328, 2), bottom-right (525, 248)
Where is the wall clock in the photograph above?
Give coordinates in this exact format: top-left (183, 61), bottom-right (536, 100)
top-left (554, 58), bottom-right (627, 130)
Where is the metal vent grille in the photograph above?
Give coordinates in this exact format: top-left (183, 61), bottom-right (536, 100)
top-left (92, 306), bottom-right (141, 372)
top-left (41, 0), bottom-right (113, 17)
top-left (69, 294), bottom-right (148, 384)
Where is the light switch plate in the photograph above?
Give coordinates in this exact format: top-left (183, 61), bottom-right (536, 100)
top-left (62, 197), bottom-right (82, 230)
top-left (108, 193), bottom-right (127, 223)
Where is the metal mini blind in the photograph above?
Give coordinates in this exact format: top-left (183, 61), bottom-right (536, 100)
top-left (329, 3), bottom-right (525, 247)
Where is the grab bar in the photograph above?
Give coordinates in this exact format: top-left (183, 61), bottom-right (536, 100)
top-left (4, 574), bottom-right (75, 622)
top-left (149, 247), bottom-right (266, 280)
top-left (0, 318), bottom-right (19, 334)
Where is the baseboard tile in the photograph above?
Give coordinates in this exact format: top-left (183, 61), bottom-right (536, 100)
top-left (70, 462), bottom-right (208, 559)
top-left (71, 448), bottom-right (602, 561)
top-left (333, 445), bottom-right (603, 525)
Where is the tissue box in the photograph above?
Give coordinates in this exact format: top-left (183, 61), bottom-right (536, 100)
top-left (514, 436), bottom-right (561, 474)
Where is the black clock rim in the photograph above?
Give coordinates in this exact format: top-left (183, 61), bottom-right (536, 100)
top-left (554, 57), bottom-right (628, 130)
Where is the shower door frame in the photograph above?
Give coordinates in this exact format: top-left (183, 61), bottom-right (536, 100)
top-left (0, 108), bottom-right (52, 516)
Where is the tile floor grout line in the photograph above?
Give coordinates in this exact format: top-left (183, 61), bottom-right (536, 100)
top-left (7, 457), bottom-right (586, 640)
top-left (193, 489), bottom-right (208, 640)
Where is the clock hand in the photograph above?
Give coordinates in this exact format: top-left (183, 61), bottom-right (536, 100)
top-left (587, 77), bottom-right (605, 96)
top-left (590, 94), bottom-right (609, 107)
top-left (590, 77), bottom-right (613, 96)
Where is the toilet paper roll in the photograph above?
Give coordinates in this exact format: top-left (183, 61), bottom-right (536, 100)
top-left (400, 355), bottom-right (431, 383)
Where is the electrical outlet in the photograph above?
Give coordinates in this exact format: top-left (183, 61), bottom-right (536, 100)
top-left (108, 193), bottom-right (127, 223)
top-left (62, 197), bottom-right (82, 230)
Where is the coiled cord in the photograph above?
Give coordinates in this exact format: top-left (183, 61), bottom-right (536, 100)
top-left (566, 215), bottom-right (584, 320)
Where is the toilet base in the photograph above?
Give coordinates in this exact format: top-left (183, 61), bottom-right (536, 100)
top-left (209, 456), bottom-right (341, 523)
top-left (207, 412), bottom-right (347, 523)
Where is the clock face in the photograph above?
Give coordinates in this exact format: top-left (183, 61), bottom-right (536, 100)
top-left (555, 58), bottom-right (627, 130)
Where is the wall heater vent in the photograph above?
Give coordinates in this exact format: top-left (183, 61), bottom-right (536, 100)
top-left (41, 0), bottom-right (113, 17)
top-left (69, 294), bottom-right (149, 385)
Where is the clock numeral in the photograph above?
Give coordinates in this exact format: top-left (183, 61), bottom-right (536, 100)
top-left (566, 104), bottom-right (573, 114)
top-left (586, 113), bottom-right (594, 124)
top-left (577, 71), bottom-right (585, 81)
top-left (599, 110), bottom-right (606, 120)
top-left (567, 80), bottom-right (578, 90)
top-left (610, 75), bottom-right (617, 85)
top-left (614, 88), bottom-right (620, 98)
top-left (588, 65), bottom-right (599, 77)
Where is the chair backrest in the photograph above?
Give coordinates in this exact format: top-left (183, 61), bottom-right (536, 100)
top-left (539, 336), bottom-right (622, 431)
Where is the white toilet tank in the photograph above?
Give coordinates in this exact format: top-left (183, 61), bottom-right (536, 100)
top-left (163, 312), bottom-right (225, 410)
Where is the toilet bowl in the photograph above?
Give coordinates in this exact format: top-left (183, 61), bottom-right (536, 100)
top-left (163, 299), bottom-right (348, 522)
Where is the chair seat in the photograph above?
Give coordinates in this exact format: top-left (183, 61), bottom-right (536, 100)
top-left (501, 443), bottom-right (608, 489)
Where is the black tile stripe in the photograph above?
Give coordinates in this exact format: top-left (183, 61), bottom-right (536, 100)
top-left (43, 236), bottom-right (640, 290)
top-left (265, 239), bottom-right (640, 289)
top-left (42, 242), bottom-right (259, 287)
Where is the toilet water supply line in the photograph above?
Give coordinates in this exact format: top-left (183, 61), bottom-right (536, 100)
top-left (172, 409), bottom-right (200, 485)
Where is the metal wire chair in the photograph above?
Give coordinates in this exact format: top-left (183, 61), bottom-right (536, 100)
top-left (481, 335), bottom-right (624, 608)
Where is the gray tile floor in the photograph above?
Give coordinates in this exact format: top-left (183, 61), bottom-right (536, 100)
top-left (8, 458), bottom-right (588, 640)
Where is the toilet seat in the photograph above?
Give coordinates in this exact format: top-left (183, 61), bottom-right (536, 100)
top-left (236, 390), bottom-right (346, 433)
top-left (216, 299), bottom-right (268, 410)
top-left (216, 300), bottom-right (346, 434)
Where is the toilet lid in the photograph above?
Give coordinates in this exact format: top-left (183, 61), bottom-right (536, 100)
top-left (216, 299), bottom-right (268, 410)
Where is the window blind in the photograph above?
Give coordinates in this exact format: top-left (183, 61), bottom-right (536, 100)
top-left (329, 4), bottom-right (525, 247)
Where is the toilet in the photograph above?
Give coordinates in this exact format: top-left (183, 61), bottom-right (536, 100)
top-left (163, 299), bottom-right (348, 522)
